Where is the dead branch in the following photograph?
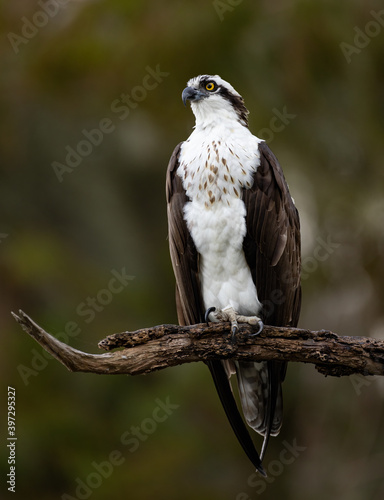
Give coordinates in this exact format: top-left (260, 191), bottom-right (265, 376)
top-left (12, 310), bottom-right (384, 377)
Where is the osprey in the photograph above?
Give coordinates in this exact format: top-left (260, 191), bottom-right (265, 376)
top-left (166, 75), bottom-right (301, 475)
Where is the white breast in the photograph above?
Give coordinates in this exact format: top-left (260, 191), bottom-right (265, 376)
top-left (178, 124), bottom-right (263, 315)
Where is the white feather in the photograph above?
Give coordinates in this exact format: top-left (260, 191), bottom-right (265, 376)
top-left (178, 93), bottom-right (263, 316)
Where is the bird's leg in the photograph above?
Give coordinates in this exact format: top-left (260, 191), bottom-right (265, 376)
top-left (205, 306), bottom-right (263, 340)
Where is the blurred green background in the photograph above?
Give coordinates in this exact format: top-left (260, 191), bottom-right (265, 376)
top-left (1, 0), bottom-right (384, 499)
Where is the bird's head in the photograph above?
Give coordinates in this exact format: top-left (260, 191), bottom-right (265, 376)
top-left (182, 75), bottom-right (249, 128)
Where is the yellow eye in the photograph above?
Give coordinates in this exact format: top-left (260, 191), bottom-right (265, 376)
top-left (205, 82), bottom-right (216, 91)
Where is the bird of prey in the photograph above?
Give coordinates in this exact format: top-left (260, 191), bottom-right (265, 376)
top-left (166, 75), bottom-right (301, 475)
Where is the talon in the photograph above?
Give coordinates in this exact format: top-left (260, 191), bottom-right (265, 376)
top-left (231, 323), bottom-right (238, 341)
top-left (250, 320), bottom-right (264, 336)
top-left (205, 306), bottom-right (216, 325)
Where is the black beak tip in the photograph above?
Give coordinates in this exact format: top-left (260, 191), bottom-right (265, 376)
top-left (182, 86), bottom-right (198, 107)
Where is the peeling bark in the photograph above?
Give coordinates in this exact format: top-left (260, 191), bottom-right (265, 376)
top-left (12, 310), bottom-right (384, 377)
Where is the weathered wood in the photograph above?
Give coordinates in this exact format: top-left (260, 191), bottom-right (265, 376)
top-left (12, 310), bottom-right (384, 377)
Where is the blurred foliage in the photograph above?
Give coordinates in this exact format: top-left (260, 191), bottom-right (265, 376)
top-left (1, 0), bottom-right (384, 499)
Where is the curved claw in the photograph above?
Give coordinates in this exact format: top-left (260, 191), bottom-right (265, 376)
top-left (231, 324), bottom-right (238, 341)
top-left (249, 320), bottom-right (264, 336)
top-left (205, 306), bottom-right (216, 325)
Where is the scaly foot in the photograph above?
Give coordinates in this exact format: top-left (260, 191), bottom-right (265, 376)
top-left (205, 306), bottom-right (263, 339)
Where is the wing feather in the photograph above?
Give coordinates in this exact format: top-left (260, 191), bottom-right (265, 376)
top-left (166, 142), bottom-right (204, 325)
top-left (239, 140), bottom-right (301, 457)
top-left (243, 141), bottom-right (301, 327)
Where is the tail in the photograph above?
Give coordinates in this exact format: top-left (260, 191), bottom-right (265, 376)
top-left (235, 360), bottom-right (285, 460)
top-left (207, 360), bottom-right (266, 476)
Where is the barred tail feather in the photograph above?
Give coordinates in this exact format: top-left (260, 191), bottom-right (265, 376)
top-left (235, 360), bottom-right (283, 438)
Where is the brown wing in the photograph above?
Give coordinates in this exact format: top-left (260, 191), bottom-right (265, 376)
top-left (240, 140), bottom-right (301, 459)
top-left (166, 142), bottom-right (204, 325)
top-left (243, 141), bottom-right (301, 328)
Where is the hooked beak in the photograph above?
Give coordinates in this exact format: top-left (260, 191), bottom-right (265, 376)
top-left (182, 86), bottom-right (205, 106)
